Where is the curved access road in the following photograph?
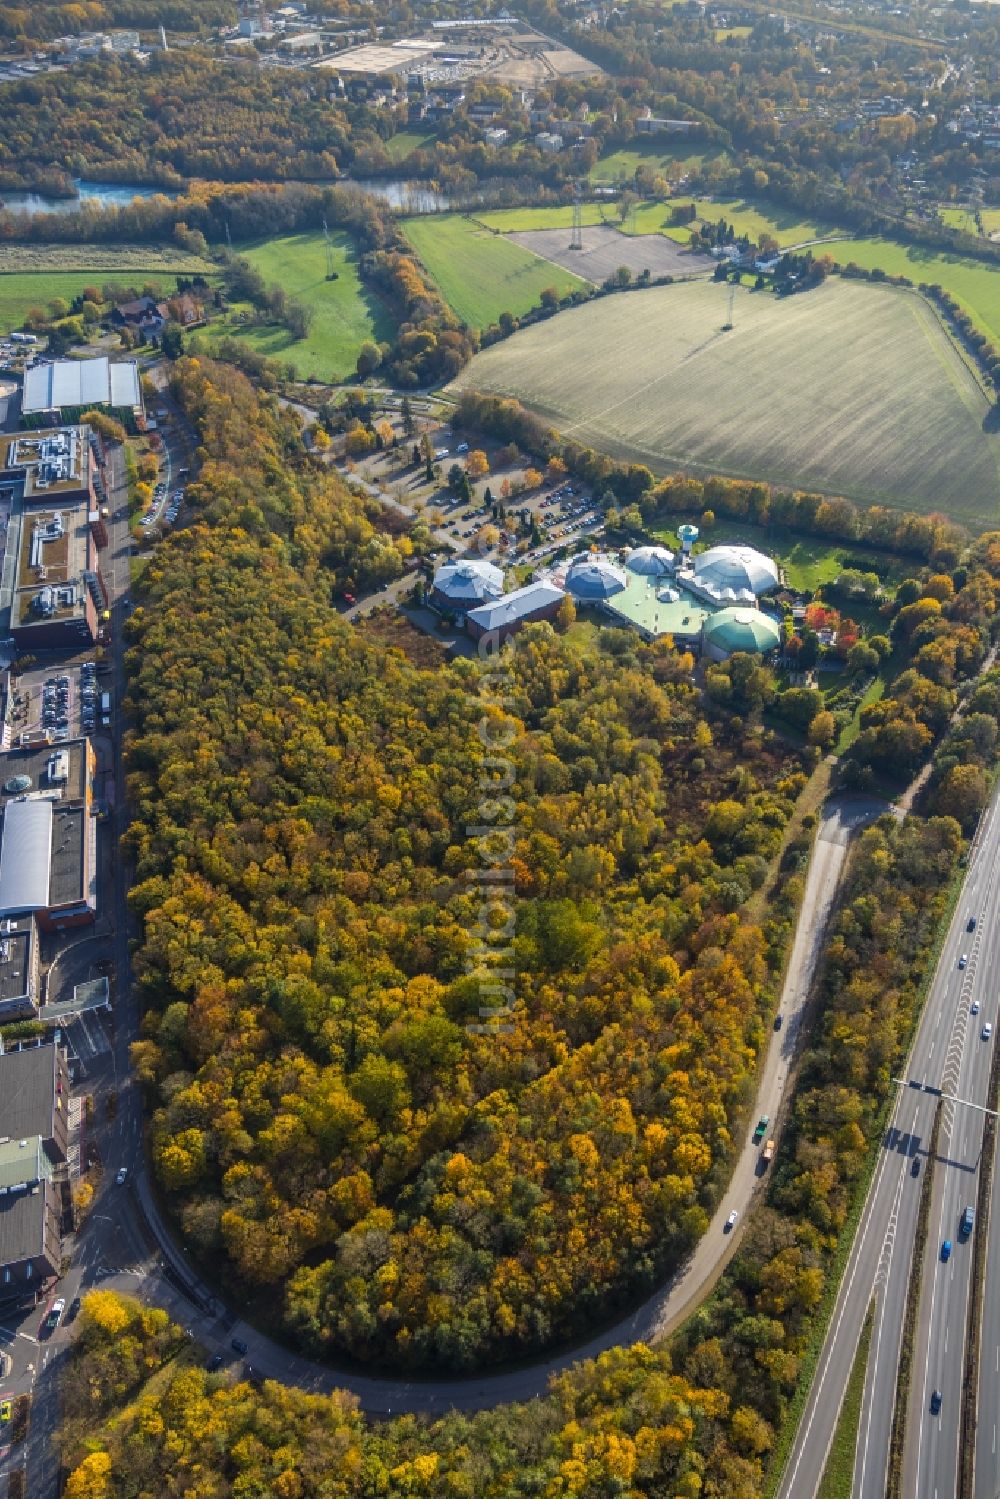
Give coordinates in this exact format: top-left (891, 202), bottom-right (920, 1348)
top-left (84, 793), bottom-right (883, 1419)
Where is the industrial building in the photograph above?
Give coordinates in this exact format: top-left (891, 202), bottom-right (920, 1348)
top-left (0, 739), bottom-right (97, 931)
top-left (0, 428), bottom-right (109, 650)
top-left (0, 1042), bottom-right (71, 1298)
top-left (465, 579), bottom-right (565, 643)
top-left (21, 357), bottom-right (142, 428)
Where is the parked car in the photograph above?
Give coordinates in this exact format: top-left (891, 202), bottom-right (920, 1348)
top-left (231, 1337), bottom-right (249, 1356)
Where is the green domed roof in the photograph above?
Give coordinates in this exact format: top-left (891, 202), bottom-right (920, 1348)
top-left (703, 607), bottom-right (781, 654)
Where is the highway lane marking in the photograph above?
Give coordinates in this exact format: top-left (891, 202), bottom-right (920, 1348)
top-left (781, 1101), bottom-right (907, 1497)
top-left (858, 1162), bottom-right (909, 1499)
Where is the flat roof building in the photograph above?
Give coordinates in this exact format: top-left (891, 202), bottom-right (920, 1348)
top-left (0, 1042), bottom-right (70, 1163)
top-left (0, 914), bottom-right (40, 1019)
top-left (0, 1137), bottom-right (60, 1298)
top-left (0, 739), bottom-right (96, 931)
top-left (21, 357), bottom-right (142, 427)
top-left (1, 427), bottom-right (97, 508)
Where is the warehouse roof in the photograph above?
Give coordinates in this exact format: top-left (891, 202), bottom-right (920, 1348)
top-left (22, 357), bottom-right (141, 415)
top-left (0, 799), bottom-right (52, 915)
top-left (466, 580), bottom-right (565, 632)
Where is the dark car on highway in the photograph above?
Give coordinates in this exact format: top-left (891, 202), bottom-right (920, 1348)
top-left (231, 1337), bottom-right (248, 1356)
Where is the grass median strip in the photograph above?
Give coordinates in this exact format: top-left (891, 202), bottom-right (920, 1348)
top-left (817, 1299), bottom-right (875, 1499)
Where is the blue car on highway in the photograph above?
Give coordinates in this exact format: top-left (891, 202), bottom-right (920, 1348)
top-left (941, 1240), bottom-right (952, 1262)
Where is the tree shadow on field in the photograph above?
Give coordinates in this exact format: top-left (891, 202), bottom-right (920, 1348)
top-left (982, 404), bottom-right (1000, 434)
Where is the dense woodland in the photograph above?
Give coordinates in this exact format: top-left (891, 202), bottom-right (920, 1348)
top-left (65, 787), bottom-right (993, 1495)
top-left (125, 354), bottom-right (811, 1368)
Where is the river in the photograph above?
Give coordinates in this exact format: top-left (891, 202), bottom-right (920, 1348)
top-left (0, 176), bottom-right (479, 218)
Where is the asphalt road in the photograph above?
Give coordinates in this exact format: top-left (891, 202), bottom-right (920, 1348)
top-left (903, 834), bottom-right (998, 1499)
top-left (976, 1069), bottom-right (1000, 1499)
top-left (777, 789), bottom-right (1000, 1499)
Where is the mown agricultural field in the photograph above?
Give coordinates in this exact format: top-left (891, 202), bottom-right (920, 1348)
top-left (450, 277), bottom-right (1000, 523)
top-left (199, 229), bottom-right (392, 381)
top-left (0, 243), bottom-right (215, 275)
top-left (401, 213), bottom-right (588, 328)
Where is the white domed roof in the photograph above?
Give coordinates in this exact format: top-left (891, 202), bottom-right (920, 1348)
top-left (627, 545), bottom-right (675, 576)
top-left (566, 554), bottom-right (628, 599)
top-left (694, 544), bottom-right (779, 596)
top-left (433, 558), bottom-right (504, 604)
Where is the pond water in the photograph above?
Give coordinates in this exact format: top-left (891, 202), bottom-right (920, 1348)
top-left (0, 179), bottom-right (177, 216)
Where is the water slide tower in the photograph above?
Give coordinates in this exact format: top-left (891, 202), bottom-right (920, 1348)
top-left (678, 523), bottom-right (699, 560)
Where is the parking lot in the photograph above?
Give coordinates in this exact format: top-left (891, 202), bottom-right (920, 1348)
top-left (11, 658), bottom-right (108, 743)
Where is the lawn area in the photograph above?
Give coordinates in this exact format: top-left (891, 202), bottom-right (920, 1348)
top-left (401, 214), bottom-right (588, 328)
top-left (475, 204), bottom-right (609, 233)
top-left (385, 129), bottom-right (437, 162)
top-left (653, 515), bottom-right (911, 592)
top-left (590, 142), bottom-right (730, 183)
top-left (715, 25), bottom-right (753, 38)
top-left (199, 229), bottom-right (392, 382)
top-left (0, 269), bottom-right (189, 333)
top-left (451, 276), bottom-right (1000, 523)
top-left (940, 206), bottom-right (980, 236)
top-left (822, 237), bottom-right (1000, 345)
top-left (479, 196), bottom-right (849, 247)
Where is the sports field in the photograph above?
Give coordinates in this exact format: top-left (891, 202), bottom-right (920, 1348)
top-left (200, 229), bottom-right (392, 381)
top-left (450, 277), bottom-right (1000, 524)
top-left (401, 214), bottom-right (588, 327)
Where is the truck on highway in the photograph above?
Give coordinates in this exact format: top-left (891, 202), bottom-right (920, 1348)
top-left (961, 1204), bottom-right (975, 1236)
top-left (752, 1115), bottom-right (769, 1144)
top-left (762, 1138), bottom-right (776, 1166)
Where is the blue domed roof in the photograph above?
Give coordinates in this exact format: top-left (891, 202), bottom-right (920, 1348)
top-left (566, 554), bottom-right (628, 599)
top-left (627, 545), bottom-right (675, 576)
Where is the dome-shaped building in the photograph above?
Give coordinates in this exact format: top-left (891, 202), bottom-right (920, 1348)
top-left (703, 607), bottom-right (782, 661)
top-left (693, 544), bottom-right (779, 598)
top-left (431, 559), bottom-right (504, 615)
top-left (565, 554), bottom-right (628, 600)
top-left (627, 545), bottom-right (675, 576)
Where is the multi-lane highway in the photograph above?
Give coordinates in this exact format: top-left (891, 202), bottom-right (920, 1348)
top-left (778, 788), bottom-right (1000, 1499)
top-left (976, 1067), bottom-right (1000, 1499)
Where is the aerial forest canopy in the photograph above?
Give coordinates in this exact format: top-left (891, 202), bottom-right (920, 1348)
top-left (125, 355), bottom-right (811, 1369)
